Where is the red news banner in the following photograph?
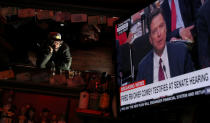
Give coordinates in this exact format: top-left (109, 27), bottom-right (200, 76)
top-left (120, 80), bottom-right (145, 92)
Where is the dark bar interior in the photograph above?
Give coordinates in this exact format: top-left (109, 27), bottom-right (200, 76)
top-left (0, 0), bottom-right (210, 123)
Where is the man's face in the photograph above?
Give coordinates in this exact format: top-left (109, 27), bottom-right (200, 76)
top-left (53, 41), bottom-right (62, 50)
top-left (149, 13), bottom-right (167, 56)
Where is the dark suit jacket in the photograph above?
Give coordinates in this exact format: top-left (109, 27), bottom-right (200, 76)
top-left (161, 0), bottom-right (201, 41)
top-left (197, 0), bottom-right (210, 68)
top-left (136, 42), bottom-right (194, 85)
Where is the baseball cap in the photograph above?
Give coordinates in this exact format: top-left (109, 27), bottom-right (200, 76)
top-left (49, 32), bottom-right (62, 41)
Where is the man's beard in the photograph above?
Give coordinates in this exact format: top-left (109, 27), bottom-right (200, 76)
top-left (54, 47), bottom-right (59, 52)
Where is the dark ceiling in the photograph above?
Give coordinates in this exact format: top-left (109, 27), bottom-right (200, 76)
top-left (0, 0), bottom-right (155, 17)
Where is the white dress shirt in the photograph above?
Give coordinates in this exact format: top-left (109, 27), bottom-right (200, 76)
top-left (153, 45), bottom-right (171, 82)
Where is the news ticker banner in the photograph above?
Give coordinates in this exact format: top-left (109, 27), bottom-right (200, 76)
top-left (120, 67), bottom-right (210, 106)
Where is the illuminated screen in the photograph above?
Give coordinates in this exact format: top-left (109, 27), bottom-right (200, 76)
top-left (115, 0), bottom-right (210, 112)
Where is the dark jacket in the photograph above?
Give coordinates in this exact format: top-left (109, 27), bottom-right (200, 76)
top-left (37, 42), bottom-right (72, 71)
top-left (197, 0), bottom-right (210, 68)
top-left (136, 42), bottom-right (194, 84)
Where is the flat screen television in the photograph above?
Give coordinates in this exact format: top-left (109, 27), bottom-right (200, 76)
top-left (115, 0), bottom-right (210, 120)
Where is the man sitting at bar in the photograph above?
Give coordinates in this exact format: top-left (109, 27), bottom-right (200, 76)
top-left (37, 32), bottom-right (72, 71)
top-left (136, 8), bottom-right (194, 85)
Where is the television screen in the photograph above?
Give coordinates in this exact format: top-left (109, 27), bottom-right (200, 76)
top-left (115, 0), bottom-right (210, 114)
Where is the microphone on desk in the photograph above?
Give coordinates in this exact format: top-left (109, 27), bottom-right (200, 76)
top-left (163, 65), bottom-right (168, 79)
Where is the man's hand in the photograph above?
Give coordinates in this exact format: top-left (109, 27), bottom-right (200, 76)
top-left (179, 25), bottom-right (194, 41)
top-left (49, 46), bottom-right (53, 53)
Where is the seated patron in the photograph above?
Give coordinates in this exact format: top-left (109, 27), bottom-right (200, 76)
top-left (37, 32), bottom-right (72, 71)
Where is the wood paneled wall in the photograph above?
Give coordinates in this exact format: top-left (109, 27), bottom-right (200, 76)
top-left (71, 46), bottom-right (115, 74)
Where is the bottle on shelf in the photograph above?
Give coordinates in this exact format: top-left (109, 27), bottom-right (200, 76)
top-left (78, 83), bottom-right (89, 109)
top-left (99, 74), bottom-right (110, 111)
top-left (66, 70), bottom-right (74, 87)
top-left (70, 71), bottom-right (85, 87)
top-left (58, 69), bottom-right (66, 85)
top-left (88, 72), bottom-right (100, 110)
top-left (49, 63), bottom-right (56, 85)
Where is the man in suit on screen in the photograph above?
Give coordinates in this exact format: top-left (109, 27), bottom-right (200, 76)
top-left (136, 8), bottom-right (194, 85)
